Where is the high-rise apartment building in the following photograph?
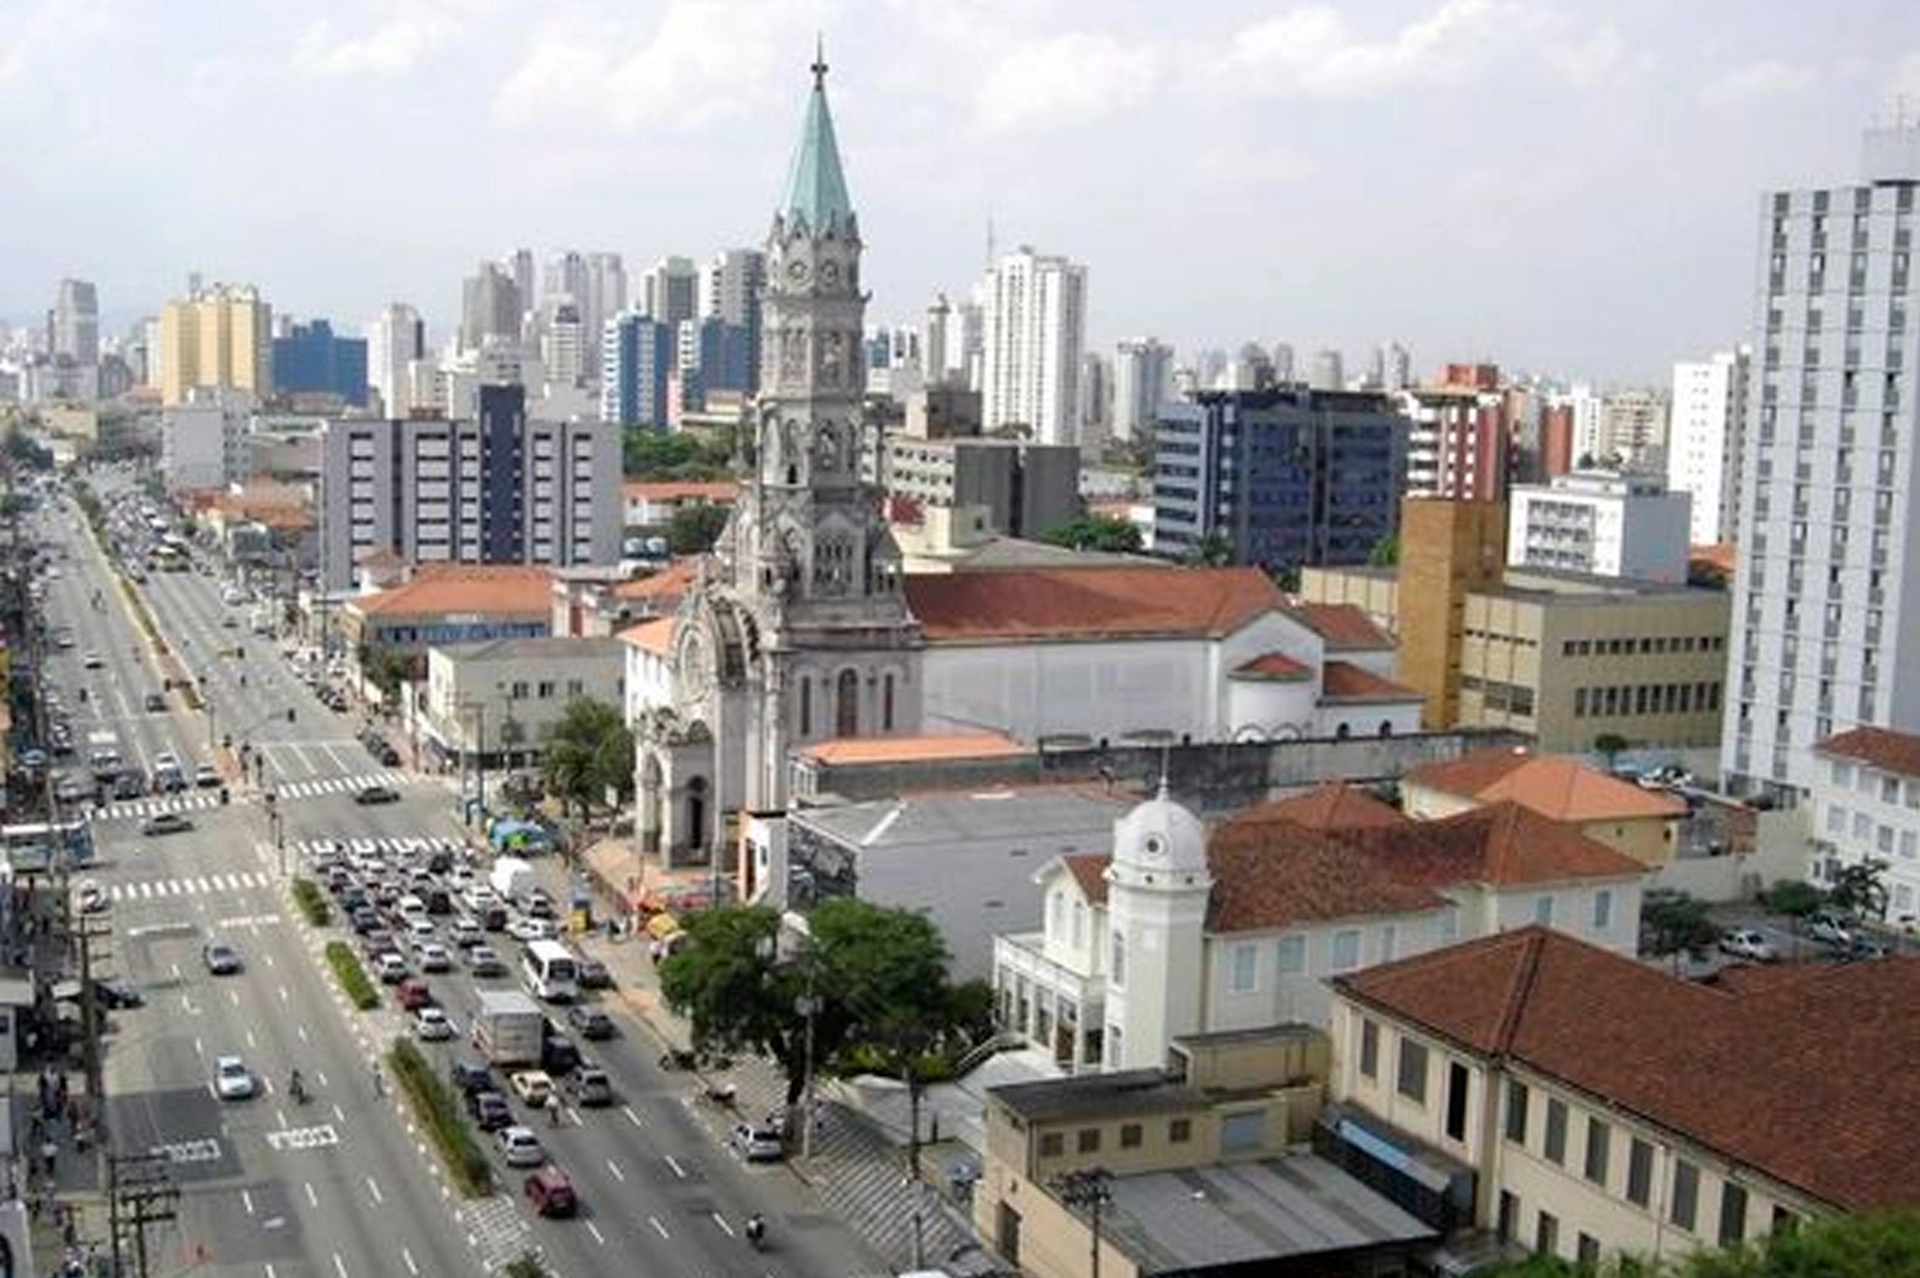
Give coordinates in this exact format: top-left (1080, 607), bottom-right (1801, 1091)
top-left (1308, 349), bottom-right (1345, 391)
top-left (583, 251), bottom-right (627, 382)
top-left (368, 303), bottom-right (426, 418)
top-left (979, 246), bottom-right (1087, 446)
top-left (318, 384), bottom-right (620, 589)
top-left (505, 249), bottom-right (535, 317)
top-left (1507, 471), bottom-right (1691, 583)
top-left (1598, 388), bottom-right (1668, 467)
top-left (271, 319), bottom-right (369, 407)
top-left (52, 279), bottom-right (100, 365)
top-left (1112, 338), bottom-right (1174, 444)
top-left (1396, 382), bottom-right (1513, 502)
top-left (544, 252), bottom-right (588, 311)
top-left (601, 311), bottom-right (676, 427)
top-left (1079, 351), bottom-right (1111, 444)
top-left (542, 301), bottom-right (586, 388)
top-left (1667, 348), bottom-right (1751, 545)
top-left (1723, 124), bottom-right (1920, 800)
top-left (159, 283), bottom-right (272, 407)
top-left (642, 257), bottom-right (699, 329)
top-left (460, 262), bottom-right (522, 352)
top-left (700, 249), bottom-right (766, 394)
top-left (1153, 387), bottom-right (1406, 575)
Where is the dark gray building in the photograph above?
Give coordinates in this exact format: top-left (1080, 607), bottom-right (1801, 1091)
top-left (1153, 387), bottom-right (1406, 576)
top-left (884, 435), bottom-right (1081, 539)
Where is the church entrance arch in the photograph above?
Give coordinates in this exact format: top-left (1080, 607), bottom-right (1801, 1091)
top-left (835, 669), bottom-right (859, 737)
top-left (686, 776), bottom-right (709, 855)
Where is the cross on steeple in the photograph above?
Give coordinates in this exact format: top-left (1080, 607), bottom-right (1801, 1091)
top-left (811, 34), bottom-right (828, 89)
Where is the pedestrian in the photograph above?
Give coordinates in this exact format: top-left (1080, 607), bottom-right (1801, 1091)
top-left (546, 1092), bottom-right (561, 1128)
top-left (41, 1138), bottom-right (57, 1177)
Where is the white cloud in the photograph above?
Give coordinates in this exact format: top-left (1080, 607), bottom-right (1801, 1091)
top-left (1886, 51), bottom-right (1920, 105)
top-left (1697, 59), bottom-right (1818, 110)
top-left (975, 31), bottom-right (1160, 133)
top-left (493, 0), bottom-right (823, 132)
top-left (293, 1), bottom-right (473, 78)
top-left (1224, 0), bottom-right (1534, 98)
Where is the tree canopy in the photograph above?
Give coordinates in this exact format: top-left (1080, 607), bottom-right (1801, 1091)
top-left (1041, 514), bottom-right (1144, 554)
top-left (665, 503), bottom-right (731, 555)
top-left (541, 696), bottom-right (634, 819)
top-left (623, 427), bottom-right (736, 480)
top-left (1826, 857), bottom-right (1890, 921)
top-left (1484, 1210), bottom-right (1920, 1277)
top-left (1641, 887), bottom-right (1720, 972)
top-left (658, 898), bottom-right (968, 1103)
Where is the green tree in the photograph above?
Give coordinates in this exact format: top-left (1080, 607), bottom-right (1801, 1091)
top-left (1593, 732), bottom-right (1631, 773)
top-left (1192, 530), bottom-right (1235, 567)
top-left (1757, 879), bottom-right (1826, 918)
top-left (1641, 888), bottom-right (1719, 973)
top-left (1041, 514), bottom-right (1144, 554)
top-left (665, 503), bottom-right (731, 555)
top-left (1482, 1210), bottom-right (1920, 1278)
top-left (1826, 857), bottom-right (1890, 921)
top-left (359, 644), bottom-right (414, 703)
top-left (541, 696), bottom-right (635, 820)
top-left (1367, 534), bottom-right (1400, 567)
top-left (623, 426), bottom-right (738, 479)
top-left (659, 898), bottom-right (958, 1105)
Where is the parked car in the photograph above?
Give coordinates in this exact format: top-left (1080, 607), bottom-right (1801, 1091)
top-left (497, 1125), bottom-right (546, 1168)
top-left (524, 1166), bottom-right (577, 1217)
top-left (94, 978), bottom-right (144, 1010)
top-left (1718, 929), bottom-right (1779, 963)
top-left (731, 1121), bottom-right (786, 1163)
top-left (1801, 913), bottom-right (1853, 946)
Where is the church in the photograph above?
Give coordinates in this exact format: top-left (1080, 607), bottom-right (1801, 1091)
top-left (626, 54), bottom-right (1422, 865)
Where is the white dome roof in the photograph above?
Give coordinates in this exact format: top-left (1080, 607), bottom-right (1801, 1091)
top-left (1112, 788), bottom-right (1208, 876)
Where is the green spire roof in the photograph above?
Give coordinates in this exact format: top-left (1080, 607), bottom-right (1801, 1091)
top-left (780, 42), bottom-right (854, 230)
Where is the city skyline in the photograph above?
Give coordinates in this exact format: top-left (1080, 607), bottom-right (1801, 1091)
top-left (2, 1), bottom-right (1919, 381)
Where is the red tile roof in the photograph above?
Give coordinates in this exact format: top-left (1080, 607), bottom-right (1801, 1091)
top-left (1230, 651), bottom-right (1313, 682)
top-left (1359, 801), bottom-right (1648, 888)
top-left (1319, 660), bottom-right (1422, 703)
top-left (348, 565), bottom-right (553, 619)
top-left (618, 617), bottom-right (675, 657)
top-left (1335, 927), bottom-right (1920, 1213)
top-left (1815, 725), bottom-right (1920, 781)
top-left (903, 567), bottom-right (1283, 643)
top-left (613, 559), bottom-right (698, 601)
top-left (1063, 853), bottom-right (1110, 906)
top-left (1287, 602), bottom-right (1396, 651)
top-left (623, 480), bottom-right (739, 504)
top-left (1228, 783), bottom-right (1410, 833)
top-left (798, 733), bottom-right (1026, 765)
top-left (1206, 824), bottom-right (1451, 931)
top-left (1405, 747), bottom-right (1686, 821)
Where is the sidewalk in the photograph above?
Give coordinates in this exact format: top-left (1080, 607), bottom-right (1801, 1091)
top-left (554, 856), bottom-right (998, 1277)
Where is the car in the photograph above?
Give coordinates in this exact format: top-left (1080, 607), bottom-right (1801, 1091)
top-left (355, 785), bottom-right (401, 806)
top-left (1719, 928), bottom-right (1779, 963)
top-left (371, 952), bottom-right (408, 984)
top-left (142, 812), bottom-right (193, 837)
top-left (396, 894), bottom-right (427, 919)
top-left (1801, 913), bottom-right (1853, 946)
top-left (497, 1125), bottom-right (546, 1168)
top-left (731, 1121), bottom-right (786, 1163)
top-left (449, 916), bottom-right (482, 946)
top-left (350, 905), bottom-right (382, 934)
top-left (414, 1007), bottom-right (455, 1041)
top-left (524, 1166), bottom-right (577, 1217)
top-left (375, 744), bottom-right (401, 767)
top-left (468, 1090), bottom-right (513, 1132)
top-left (1843, 935), bottom-right (1891, 961)
top-left (449, 1058), bottom-right (494, 1095)
top-left (566, 1006), bottom-right (615, 1041)
top-left (144, 692), bottom-right (166, 712)
top-left (415, 941), bottom-right (452, 973)
top-left (81, 652), bottom-right (103, 670)
top-left (506, 917), bottom-right (555, 943)
top-left (114, 772), bottom-right (147, 800)
top-left (193, 764), bottom-right (221, 789)
top-left (214, 1055), bottom-right (255, 1101)
top-left (93, 977), bottom-right (144, 1009)
top-left (75, 880), bottom-right (109, 914)
top-left (202, 942), bottom-right (243, 975)
top-left (18, 748), bottom-right (48, 771)
top-left (562, 1066), bottom-right (614, 1108)
top-left (404, 917), bottom-right (437, 944)
top-left (153, 767), bottom-right (186, 793)
top-left (467, 946), bottom-right (506, 978)
top-left (576, 959), bottom-right (612, 991)
top-left (509, 1069), bottom-right (556, 1108)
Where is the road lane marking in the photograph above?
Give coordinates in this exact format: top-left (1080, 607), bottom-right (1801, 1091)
top-left (584, 1221), bottom-right (605, 1245)
top-left (712, 1213), bottom-right (735, 1237)
top-left (317, 1071), bottom-right (329, 1088)
top-left (305, 1183), bottom-right (318, 1208)
top-left (241, 1189), bottom-right (254, 1215)
top-left (622, 1105), bottom-right (642, 1128)
top-left (263, 953), bottom-right (275, 968)
top-left (605, 1158), bottom-right (625, 1183)
top-left (246, 1030), bottom-right (256, 1049)
top-left (365, 1176), bottom-right (383, 1205)
top-left (401, 1248), bottom-right (417, 1276)
top-left (279, 986), bottom-right (289, 1004)
top-left (265, 1265), bottom-right (276, 1278)
top-left (648, 1216), bottom-right (670, 1239)
top-left (332, 1103), bottom-right (345, 1122)
top-left (664, 1154), bottom-right (687, 1179)
top-left (229, 989), bottom-right (240, 1007)
top-left (332, 1253), bottom-right (348, 1278)
top-left (296, 1025), bottom-right (309, 1043)
top-left (194, 1037), bottom-right (204, 1058)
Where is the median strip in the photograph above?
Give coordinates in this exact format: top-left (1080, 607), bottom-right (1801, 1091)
top-left (388, 1039), bottom-right (493, 1198)
top-left (323, 941), bottom-right (381, 1011)
top-left (292, 879), bottom-right (333, 928)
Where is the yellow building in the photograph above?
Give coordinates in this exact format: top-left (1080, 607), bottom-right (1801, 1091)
top-left (1302, 562), bottom-right (1730, 755)
top-left (1395, 498), bottom-right (1506, 730)
top-left (1327, 926), bottom-right (1915, 1270)
top-left (159, 284), bottom-right (271, 406)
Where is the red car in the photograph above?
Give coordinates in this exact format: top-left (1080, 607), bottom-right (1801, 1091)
top-left (525, 1166), bottom-right (576, 1217)
top-left (397, 977), bottom-right (434, 1011)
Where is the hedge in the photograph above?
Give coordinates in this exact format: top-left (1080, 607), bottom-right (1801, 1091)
top-left (292, 879), bottom-right (331, 927)
top-left (323, 941), bottom-right (380, 1010)
top-left (389, 1039), bottom-right (493, 1197)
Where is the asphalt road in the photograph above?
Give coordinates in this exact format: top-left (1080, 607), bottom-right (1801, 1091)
top-left (51, 480), bottom-right (890, 1278)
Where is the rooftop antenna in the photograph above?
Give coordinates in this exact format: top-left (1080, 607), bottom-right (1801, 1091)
top-left (811, 33), bottom-right (828, 89)
top-left (986, 213), bottom-right (997, 270)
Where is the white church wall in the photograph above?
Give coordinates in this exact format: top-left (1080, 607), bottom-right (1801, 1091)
top-left (923, 638), bottom-right (1217, 744)
top-left (1040, 873), bottom-right (1105, 974)
top-left (1225, 677), bottom-right (1320, 740)
top-left (1313, 700), bottom-right (1424, 741)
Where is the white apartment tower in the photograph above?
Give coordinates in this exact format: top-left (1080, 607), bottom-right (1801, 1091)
top-left (1112, 338), bottom-right (1174, 442)
top-left (979, 246), bottom-right (1087, 446)
top-left (1668, 348), bottom-right (1751, 545)
top-left (52, 279), bottom-right (100, 365)
top-left (368, 303), bottom-right (426, 418)
top-left (1723, 124), bottom-right (1920, 801)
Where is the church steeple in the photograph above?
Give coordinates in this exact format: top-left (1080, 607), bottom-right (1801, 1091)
top-left (779, 37), bottom-right (854, 232)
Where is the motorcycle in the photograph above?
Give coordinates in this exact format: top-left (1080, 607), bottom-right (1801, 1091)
top-left (744, 1214), bottom-right (767, 1251)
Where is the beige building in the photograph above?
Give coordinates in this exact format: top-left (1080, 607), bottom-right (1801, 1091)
top-left (1401, 746), bottom-right (1686, 867)
top-left (159, 284), bottom-right (272, 406)
top-left (976, 1026), bottom-right (1436, 1278)
top-left (1303, 563), bottom-right (1730, 753)
top-left (1325, 926), bottom-right (1920, 1269)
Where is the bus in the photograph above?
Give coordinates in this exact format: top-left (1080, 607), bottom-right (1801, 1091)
top-left (2, 821), bottom-right (96, 874)
top-left (521, 939), bottom-right (579, 1003)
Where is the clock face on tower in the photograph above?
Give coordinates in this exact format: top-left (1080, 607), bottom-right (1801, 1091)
top-left (820, 260), bottom-right (840, 287)
top-left (675, 626), bottom-right (714, 705)
top-left (786, 259), bottom-right (811, 287)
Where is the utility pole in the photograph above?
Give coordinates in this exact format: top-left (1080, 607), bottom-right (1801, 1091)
top-left (1056, 1167), bottom-right (1114, 1278)
top-left (73, 906), bottom-right (110, 1169)
top-left (108, 1152), bottom-right (177, 1278)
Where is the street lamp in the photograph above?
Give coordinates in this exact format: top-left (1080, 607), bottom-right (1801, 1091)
top-left (1055, 1167), bottom-right (1114, 1278)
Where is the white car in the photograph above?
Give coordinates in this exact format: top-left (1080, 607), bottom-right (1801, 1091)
top-left (497, 1125), bottom-right (546, 1168)
top-left (414, 1007), bottom-right (455, 1041)
top-left (507, 917), bottom-right (555, 943)
top-left (448, 917), bottom-right (482, 946)
top-left (415, 941), bottom-right (452, 973)
top-left (405, 916), bottom-right (436, 941)
top-left (396, 895), bottom-right (427, 919)
top-left (373, 952), bottom-right (409, 983)
top-left (1718, 928), bottom-right (1779, 963)
top-left (214, 1055), bottom-right (255, 1101)
top-left (75, 880), bottom-right (109, 914)
top-left (509, 1070), bottom-right (555, 1107)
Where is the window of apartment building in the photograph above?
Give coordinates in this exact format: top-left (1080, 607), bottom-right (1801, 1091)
top-left (1039, 1133), bottom-right (1063, 1157)
top-left (1077, 1129), bottom-right (1101, 1154)
top-left (1828, 804), bottom-right (1849, 835)
top-left (1359, 1019), bottom-right (1380, 1080)
top-left (1396, 1039), bottom-right (1429, 1105)
top-left (1445, 1062), bottom-right (1470, 1142)
top-left (1229, 944), bottom-right (1258, 994)
top-left (1120, 1123), bottom-right (1143, 1150)
top-left (1544, 1098), bottom-right (1568, 1165)
top-left (1772, 1206), bottom-right (1799, 1235)
top-left (1720, 1181), bottom-right (1749, 1247)
top-left (1577, 1234), bottom-right (1601, 1267)
top-left (1671, 1159), bottom-right (1701, 1231)
top-left (1593, 889), bottom-right (1614, 931)
top-left (1331, 929), bottom-right (1362, 972)
top-left (1536, 1211), bottom-right (1560, 1257)
top-left (1585, 1118), bottom-right (1611, 1185)
top-left (1379, 925), bottom-right (1398, 963)
top-left (1169, 1118), bottom-right (1192, 1144)
top-left (566, 679), bottom-right (584, 697)
top-left (1533, 896), bottom-right (1555, 927)
top-left (1505, 1080), bottom-right (1530, 1144)
top-left (536, 680), bottom-right (555, 699)
top-left (509, 681), bottom-right (529, 700)
top-left (1275, 935), bottom-right (1307, 975)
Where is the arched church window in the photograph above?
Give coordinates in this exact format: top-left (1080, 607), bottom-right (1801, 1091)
top-left (686, 776), bottom-right (709, 851)
top-left (835, 669), bottom-right (859, 737)
top-left (799, 677), bottom-right (812, 737)
top-left (882, 673), bottom-right (896, 732)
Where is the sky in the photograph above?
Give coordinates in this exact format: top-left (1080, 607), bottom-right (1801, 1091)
top-left (3, 0), bottom-right (1920, 384)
